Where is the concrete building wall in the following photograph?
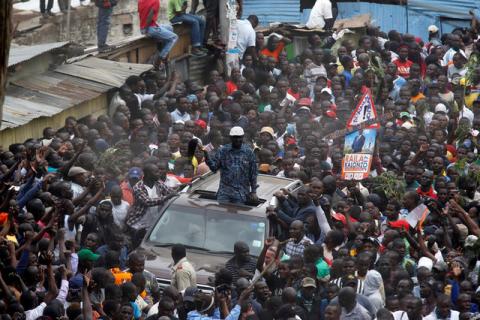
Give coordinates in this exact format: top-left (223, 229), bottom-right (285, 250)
top-left (13, 0), bottom-right (173, 46)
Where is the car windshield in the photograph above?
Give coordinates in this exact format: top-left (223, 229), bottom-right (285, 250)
top-left (148, 205), bottom-right (266, 256)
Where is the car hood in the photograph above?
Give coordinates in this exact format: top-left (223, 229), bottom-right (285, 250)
top-left (140, 244), bottom-right (232, 286)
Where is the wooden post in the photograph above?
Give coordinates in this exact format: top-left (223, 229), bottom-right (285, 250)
top-left (0, 0), bottom-right (13, 129)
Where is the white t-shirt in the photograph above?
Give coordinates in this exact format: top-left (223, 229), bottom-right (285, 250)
top-left (111, 200), bottom-right (130, 230)
top-left (423, 310), bottom-right (459, 320)
top-left (459, 105), bottom-right (474, 124)
top-left (134, 93), bottom-right (155, 106)
top-left (236, 19), bottom-right (256, 59)
top-left (306, 0), bottom-right (333, 29)
top-left (391, 311), bottom-right (409, 320)
top-left (70, 182), bottom-right (84, 199)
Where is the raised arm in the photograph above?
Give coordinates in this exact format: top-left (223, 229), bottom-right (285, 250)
top-left (204, 148), bottom-right (222, 172)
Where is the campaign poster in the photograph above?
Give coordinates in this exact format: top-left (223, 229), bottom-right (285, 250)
top-left (341, 129), bottom-right (377, 180)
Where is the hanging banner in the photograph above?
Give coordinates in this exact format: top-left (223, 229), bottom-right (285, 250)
top-left (346, 91), bottom-right (379, 128)
top-left (341, 128), bottom-right (377, 180)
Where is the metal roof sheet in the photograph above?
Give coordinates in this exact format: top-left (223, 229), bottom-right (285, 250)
top-left (3, 57), bottom-right (153, 130)
top-left (55, 57), bottom-right (153, 87)
top-left (8, 42), bottom-right (70, 67)
top-left (408, 0), bottom-right (480, 20)
top-left (242, 0), bottom-right (300, 25)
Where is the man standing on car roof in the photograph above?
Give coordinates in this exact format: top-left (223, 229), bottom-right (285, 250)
top-left (204, 126), bottom-right (258, 204)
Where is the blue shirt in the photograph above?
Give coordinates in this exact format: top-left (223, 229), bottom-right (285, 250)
top-left (341, 70), bottom-right (353, 87)
top-left (97, 245), bottom-right (128, 270)
top-left (205, 144), bottom-right (257, 202)
top-left (187, 305), bottom-right (241, 320)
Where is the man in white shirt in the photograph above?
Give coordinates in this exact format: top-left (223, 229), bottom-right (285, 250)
top-left (306, 0), bottom-right (333, 30)
top-left (442, 34), bottom-right (465, 66)
top-left (170, 96), bottom-right (192, 122)
top-left (108, 185), bottom-right (130, 230)
top-left (236, 15), bottom-right (258, 59)
top-left (68, 166), bottom-right (89, 199)
top-left (423, 294), bottom-right (459, 320)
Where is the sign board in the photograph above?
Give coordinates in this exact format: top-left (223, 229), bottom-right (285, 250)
top-left (406, 204), bottom-right (430, 229)
top-left (341, 154), bottom-right (373, 180)
top-left (342, 89), bottom-right (378, 180)
top-left (342, 128), bottom-right (376, 180)
top-left (346, 91), bottom-right (379, 128)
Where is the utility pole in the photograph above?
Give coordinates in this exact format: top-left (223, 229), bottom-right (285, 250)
top-left (0, 0), bottom-right (13, 129)
top-left (224, 0), bottom-right (239, 76)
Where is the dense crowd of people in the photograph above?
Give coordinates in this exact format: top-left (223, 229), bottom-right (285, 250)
top-left (4, 1), bottom-right (480, 319)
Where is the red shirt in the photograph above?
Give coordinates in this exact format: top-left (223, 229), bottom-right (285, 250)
top-left (416, 186), bottom-right (438, 199)
top-left (393, 59), bottom-right (413, 79)
top-left (138, 0), bottom-right (159, 30)
top-left (287, 89), bottom-right (300, 100)
top-left (226, 81), bottom-right (238, 95)
top-left (260, 42), bottom-right (286, 62)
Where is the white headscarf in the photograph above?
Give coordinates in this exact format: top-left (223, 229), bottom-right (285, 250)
top-left (363, 270), bottom-right (383, 296)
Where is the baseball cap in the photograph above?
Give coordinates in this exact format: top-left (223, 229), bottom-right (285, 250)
top-left (301, 277), bottom-right (317, 288)
top-left (465, 235), bottom-right (479, 247)
top-left (435, 103), bottom-right (448, 114)
top-left (331, 212), bottom-right (347, 225)
top-left (229, 126), bottom-right (245, 137)
top-left (260, 127), bottom-right (275, 138)
top-left (69, 274), bottom-right (83, 290)
top-left (68, 166), bottom-right (88, 177)
top-left (321, 87), bottom-right (333, 95)
top-left (128, 167), bottom-right (143, 179)
top-left (297, 106), bottom-right (311, 113)
top-left (418, 257), bottom-right (434, 271)
top-left (195, 119), bottom-right (207, 130)
top-left (297, 97), bottom-right (312, 107)
top-left (399, 112), bottom-right (411, 119)
top-left (77, 248), bottom-right (100, 262)
top-left (183, 286), bottom-right (200, 302)
top-left (428, 25), bottom-right (439, 33)
top-left (325, 109), bottom-right (337, 118)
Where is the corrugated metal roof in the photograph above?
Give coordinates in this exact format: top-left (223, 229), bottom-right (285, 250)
top-left (242, 0), bottom-right (300, 25)
top-left (408, 0), bottom-right (480, 20)
top-left (3, 57), bottom-right (153, 130)
top-left (8, 42), bottom-right (70, 67)
top-left (337, 2), bottom-right (408, 34)
top-left (337, 1), bottom-right (479, 41)
top-left (55, 57), bottom-right (153, 87)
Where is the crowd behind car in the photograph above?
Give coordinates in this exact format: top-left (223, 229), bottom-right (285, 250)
top-left (4, 7), bottom-right (480, 320)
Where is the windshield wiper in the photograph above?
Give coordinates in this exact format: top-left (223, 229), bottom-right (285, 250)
top-left (153, 243), bottom-right (210, 252)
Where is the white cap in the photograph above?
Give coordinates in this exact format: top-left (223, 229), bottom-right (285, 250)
top-left (435, 103), bottom-right (448, 113)
top-left (229, 126), bottom-right (245, 136)
top-left (428, 25), bottom-right (439, 33)
top-left (321, 87), bottom-right (332, 95)
top-left (418, 257), bottom-right (433, 271)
